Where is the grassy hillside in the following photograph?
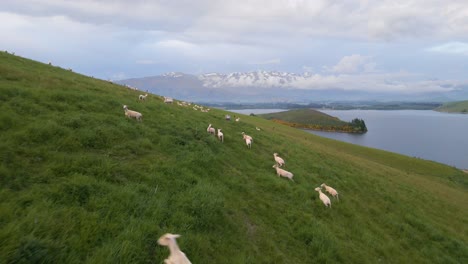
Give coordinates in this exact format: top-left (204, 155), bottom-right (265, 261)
top-left (0, 52), bottom-right (467, 263)
top-left (260, 108), bottom-right (367, 133)
top-left (436, 100), bottom-right (468, 113)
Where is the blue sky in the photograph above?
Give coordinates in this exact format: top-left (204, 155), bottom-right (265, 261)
top-left (1, 0), bottom-right (467, 95)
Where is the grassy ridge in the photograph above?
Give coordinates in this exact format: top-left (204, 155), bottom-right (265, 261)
top-left (436, 100), bottom-right (468, 113)
top-left (260, 108), bottom-right (367, 133)
top-left (0, 52), bottom-right (467, 263)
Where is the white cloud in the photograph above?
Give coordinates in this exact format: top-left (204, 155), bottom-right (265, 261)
top-left (291, 72), bottom-right (460, 94)
top-left (327, 54), bottom-right (370, 74)
top-left (1, 0), bottom-right (467, 94)
top-left (2, 0), bottom-right (468, 42)
top-left (324, 54), bottom-right (377, 74)
top-left (426, 42), bottom-right (468, 56)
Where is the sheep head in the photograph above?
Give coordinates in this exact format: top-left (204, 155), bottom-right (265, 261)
top-left (272, 164), bottom-right (278, 168)
top-left (314, 187), bottom-right (321, 192)
top-left (320, 183), bottom-right (326, 188)
top-left (158, 233), bottom-right (181, 246)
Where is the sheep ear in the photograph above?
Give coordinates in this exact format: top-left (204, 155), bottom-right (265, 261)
top-left (168, 234), bottom-right (181, 239)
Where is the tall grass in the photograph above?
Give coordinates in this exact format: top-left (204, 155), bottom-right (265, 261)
top-left (0, 52), bottom-right (467, 263)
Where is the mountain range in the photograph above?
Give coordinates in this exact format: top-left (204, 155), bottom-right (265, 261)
top-left (118, 71), bottom-right (468, 103)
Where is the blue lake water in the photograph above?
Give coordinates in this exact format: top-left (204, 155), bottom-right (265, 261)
top-left (230, 109), bottom-right (468, 169)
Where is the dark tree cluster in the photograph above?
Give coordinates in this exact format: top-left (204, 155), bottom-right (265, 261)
top-left (350, 118), bottom-right (367, 132)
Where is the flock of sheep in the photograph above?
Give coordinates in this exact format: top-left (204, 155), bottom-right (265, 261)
top-left (122, 92), bottom-right (340, 263)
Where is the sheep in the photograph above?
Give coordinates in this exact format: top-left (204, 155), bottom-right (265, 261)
top-left (217, 128), bottom-right (224, 143)
top-left (315, 187), bottom-right (331, 208)
top-left (164, 97), bottom-right (173, 104)
top-left (235, 117), bottom-right (240, 122)
top-left (123, 105), bottom-right (142, 121)
top-left (245, 137), bottom-right (252, 149)
top-left (272, 164), bottom-right (294, 181)
top-left (273, 153), bottom-right (285, 167)
top-left (158, 233), bottom-right (192, 264)
top-left (139, 93), bottom-right (148, 101)
top-left (225, 115), bottom-right (231, 121)
top-left (321, 183), bottom-right (339, 201)
top-left (241, 132), bottom-right (253, 142)
top-left (207, 124), bottom-right (215, 135)
top-left (256, 127), bottom-right (261, 131)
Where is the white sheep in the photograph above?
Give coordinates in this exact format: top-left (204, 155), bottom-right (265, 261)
top-left (256, 127), bottom-right (261, 131)
top-left (314, 187), bottom-right (331, 208)
top-left (207, 124), bottom-right (215, 135)
top-left (235, 117), bottom-right (240, 122)
top-left (123, 105), bottom-right (142, 121)
top-left (158, 233), bottom-right (192, 264)
top-left (321, 183), bottom-right (339, 201)
top-left (139, 93), bottom-right (148, 101)
top-left (164, 96), bottom-right (173, 104)
top-left (241, 132), bottom-right (253, 142)
top-left (245, 137), bottom-right (252, 149)
top-left (272, 164), bottom-right (294, 181)
top-left (273, 153), bottom-right (285, 167)
top-left (217, 128), bottom-right (224, 143)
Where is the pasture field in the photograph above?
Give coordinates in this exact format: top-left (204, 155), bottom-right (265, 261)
top-left (0, 52), bottom-right (467, 263)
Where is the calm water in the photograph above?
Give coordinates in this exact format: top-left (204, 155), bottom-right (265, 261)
top-left (230, 109), bottom-right (468, 169)
top-left (307, 110), bottom-right (468, 169)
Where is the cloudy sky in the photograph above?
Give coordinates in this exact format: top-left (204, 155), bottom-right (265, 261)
top-left (2, 0), bottom-right (468, 95)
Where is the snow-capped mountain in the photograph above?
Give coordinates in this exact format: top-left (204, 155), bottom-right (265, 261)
top-left (117, 71), bottom-right (468, 103)
top-left (199, 71), bottom-right (306, 88)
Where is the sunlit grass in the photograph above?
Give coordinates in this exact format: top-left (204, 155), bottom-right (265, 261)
top-left (0, 52), bottom-right (467, 263)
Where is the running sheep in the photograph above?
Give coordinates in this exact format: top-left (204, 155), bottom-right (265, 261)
top-left (207, 124), bottom-right (216, 135)
top-left (272, 164), bottom-right (294, 181)
top-left (315, 187), bottom-right (331, 208)
top-left (241, 132), bottom-right (253, 142)
top-left (321, 183), bottom-right (339, 201)
top-left (273, 153), bottom-right (285, 167)
top-left (244, 137), bottom-right (252, 149)
top-left (139, 93), bottom-right (148, 101)
top-left (123, 105), bottom-right (142, 121)
top-left (164, 96), bottom-right (174, 104)
top-left (158, 233), bottom-right (192, 264)
top-left (217, 129), bottom-right (224, 143)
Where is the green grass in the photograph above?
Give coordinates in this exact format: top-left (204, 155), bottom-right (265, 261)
top-left (436, 100), bottom-right (468, 113)
top-left (0, 52), bottom-right (467, 263)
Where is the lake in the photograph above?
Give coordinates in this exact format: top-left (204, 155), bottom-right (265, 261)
top-left (230, 109), bottom-right (468, 169)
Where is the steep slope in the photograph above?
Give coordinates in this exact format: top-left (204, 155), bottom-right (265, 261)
top-left (0, 52), bottom-right (467, 263)
top-left (436, 100), bottom-right (468, 113)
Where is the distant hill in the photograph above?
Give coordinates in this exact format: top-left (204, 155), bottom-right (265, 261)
top-left (260, 109), bottom-right (367, 133)
top-left (435, 100), bottom-right (468, 113)
top-left (118, 72), bottom-right (468, 103)
top-left (1, 52), bottom-right (467, 263)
